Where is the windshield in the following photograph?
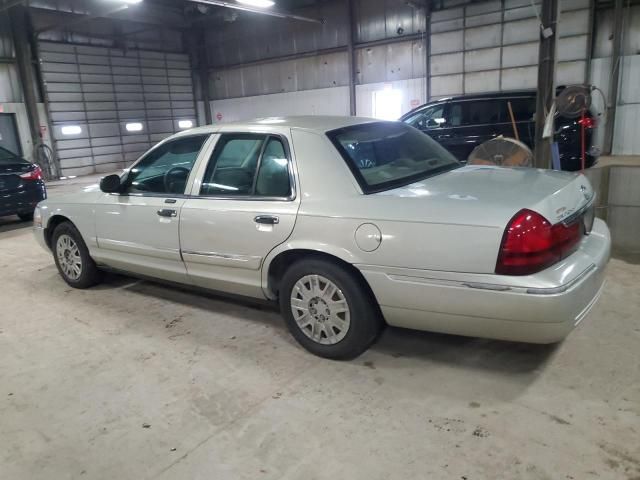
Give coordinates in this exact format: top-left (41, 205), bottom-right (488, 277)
top-left (327, 122), bottom-right (460, 193)
top-left (0, 145), bottom-right (25, 164)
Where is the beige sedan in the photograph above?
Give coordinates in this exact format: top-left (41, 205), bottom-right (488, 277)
top-left (34, 117), bottom-right (610, 358)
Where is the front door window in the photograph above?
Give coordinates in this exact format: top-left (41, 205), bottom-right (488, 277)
top-left (122, 135), bottom-right (209, 195)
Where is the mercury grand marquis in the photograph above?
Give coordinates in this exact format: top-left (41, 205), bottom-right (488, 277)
top-left (34, 116), bottom-right (610, 359)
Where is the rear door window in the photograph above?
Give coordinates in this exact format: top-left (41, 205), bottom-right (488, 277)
top-left (200, 134), bottom-right (292, 198)
top-left (449, 99), bottom-right (504, 126)
top-left (507, 97), bottom-right (536, 122)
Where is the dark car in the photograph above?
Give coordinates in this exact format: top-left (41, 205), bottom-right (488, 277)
top-left (400, 90), bottom-right (598, 171)
top-left (0, 146), bottom-right (47, 221)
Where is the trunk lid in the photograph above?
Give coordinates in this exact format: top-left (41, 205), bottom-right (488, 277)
top-left (0, 161), bottom-right (34, 193)
top-left (374, 165), bottom-right (594, 227)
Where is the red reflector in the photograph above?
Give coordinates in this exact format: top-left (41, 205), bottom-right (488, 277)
top-left (578, 116), bottom-right (596, 129)
top-left (496, 209), bottom-right (583, 275)
top-left (19, 165), bottom-right (43, 181)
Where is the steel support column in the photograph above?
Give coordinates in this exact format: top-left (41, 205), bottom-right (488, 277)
top-left (425, 1), bottom-right (431, 102)
top-left (8, 5), bottom-right (41, 156)
top-left (347, 0), bottom-right (357, 116)
top-left (602, 0), bottom-right (624, 154)
top-left (533, 0), bottom-right (559, 169)
top-left (197, 29), bottom-right (213, 125)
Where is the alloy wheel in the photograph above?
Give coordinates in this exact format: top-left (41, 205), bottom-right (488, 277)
top-left (56, 234), bottom-right (82, 281)
top-left (290, 274), bottom-right (351, 345)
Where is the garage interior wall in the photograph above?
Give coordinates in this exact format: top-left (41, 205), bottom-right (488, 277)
top-left (208, 0), bottom-right (590, 124)
top-left (38, 40), bottom-right (196, 177)
top-left (0, 14), bottom-right (51, 163)
top-left (429, 0), bottom-right (589, 97)
top-left (590, 3), bottom-right (640, 155)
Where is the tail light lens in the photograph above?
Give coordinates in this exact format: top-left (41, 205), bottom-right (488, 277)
top-left (19, 165), bottom-right (43, 181)
top-left (578, 116), bottom-right (596, 129)
top-left (496, 209), bottom-right (583, 275)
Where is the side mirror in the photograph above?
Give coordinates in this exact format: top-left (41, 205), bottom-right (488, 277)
top-left (100, 174), bottom-right (121, 193)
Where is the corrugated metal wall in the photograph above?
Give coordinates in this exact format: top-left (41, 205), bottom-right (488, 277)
top-left (39, 42), bottom-right (197, 176)
top-left (590, 4), bottom-right (640, 155)
top-left (429, 0), bottom-right (590, 98)
top-left (0, 14), bottom-right (22, 103)
top-left (208, 0), bottom-right (428, 101)
top-left (207, 0), bottom-right (591, 122)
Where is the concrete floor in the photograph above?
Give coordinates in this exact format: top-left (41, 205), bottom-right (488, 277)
top-left (1, 177), bottom-right (639, 480)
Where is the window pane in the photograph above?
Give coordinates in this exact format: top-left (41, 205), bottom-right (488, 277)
top-left (125, 135), bottom-right (207, 194)
top-left (449, 100), bottom-right (504, 126)
top-left (508, 97), bottom-right (536, 122)
top-left (404, 105), bottom-right (445, 130)
top-left (255, 138), bottom-right (291, 197)
top-left (200, 135), bottom-right (265, 196)
top-left (328, 122), bottom-right (459, 193)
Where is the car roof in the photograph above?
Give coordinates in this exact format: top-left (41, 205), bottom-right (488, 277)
top-left (176, 116), bottom-right (379, 137)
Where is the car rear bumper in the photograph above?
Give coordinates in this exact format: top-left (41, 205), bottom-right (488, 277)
top-left (357, 218), bottom-right (610, 344)
top-left (0, 181), bottom-right (47, 217)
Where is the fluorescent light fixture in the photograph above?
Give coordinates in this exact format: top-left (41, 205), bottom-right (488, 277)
top-left (178, 120), bottom-right (194, 129)
top-left (113, 0), bottom-right (142, 4)
top-left (237, 0), bottom-right (275, 8)
top-left (125, 122), bottom-right (143, 132)
top-left (61, 125), bottom-right (82, 135)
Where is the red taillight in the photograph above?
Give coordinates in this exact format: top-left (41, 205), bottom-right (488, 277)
top-left (496, 209), bottom-right (583, 275)
top-left (19, 165), bottom-right (43, 181)
top-left (578, 116), bottom-right (596, 129)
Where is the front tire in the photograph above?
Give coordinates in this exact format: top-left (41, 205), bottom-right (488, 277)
top-left (52, 222), bottom-right (103, 288)
top-left (279, 259), bottom-right (383, 359)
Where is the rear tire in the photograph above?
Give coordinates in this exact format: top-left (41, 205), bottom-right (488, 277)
top-left (17, 211), bottom-right (34, 222)
top-left (52, 222), bottom-right (103, 289)
top-left (279, 259), bottom-right (383, 359)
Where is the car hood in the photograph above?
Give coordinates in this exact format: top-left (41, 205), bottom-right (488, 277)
top-left (372, 165), bottom-right (593, 227)
top-left (40, 183), bottom-right (103, 206)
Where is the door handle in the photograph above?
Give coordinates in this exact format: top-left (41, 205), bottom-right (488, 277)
top-left (254, 215), bottom-right (279, 225)
top-left (157, 208), bottom-right (177, 217)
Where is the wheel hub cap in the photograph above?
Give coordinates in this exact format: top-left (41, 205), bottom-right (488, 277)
top-left (56, 234), bottom-right (82, 281)
top-left (290, 274), bottom-right (350, 345)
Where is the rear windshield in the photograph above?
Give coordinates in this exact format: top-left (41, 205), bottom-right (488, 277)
top-left (327, 122), bottom-right (459, 193)
top-left (0, 146), bottom-right (25, 164)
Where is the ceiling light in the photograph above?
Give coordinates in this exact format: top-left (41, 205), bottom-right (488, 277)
top-left (115, 0), bottom-right (143, 4)
top-left (237, 0), bottom-right (275, 8)
top-left (61, 125), bottom-right (82, 135)
top-left (125, 122), bottom-right (143, 132)
top-left (178, 120), bottom-right (194, 129)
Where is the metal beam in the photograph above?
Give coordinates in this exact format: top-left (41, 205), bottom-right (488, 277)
top-left (207, 33), bottom-right (428, 72)
top-left (602, 0), bottom-right (624, 154)
top-left (210, 46), bottom-right (347, 72)
top-left (187, 0), bottom-right (323, 24)
top-left (28, 4), bottom-right (188, 30)
top-left (533, 0), bottom-right (559, 169)
top-left (35, 4), bottom-right (129, 35)
top-left (0, 0), bottom-right (24, 14)
top-left (347, 0), bottom-right (356, 115)
top-left (9, 6), bottom-right (41, 158)
top-left (425, 1), bottom-right (431, 102)
top-left (197, 29), bottom-right (212, 125)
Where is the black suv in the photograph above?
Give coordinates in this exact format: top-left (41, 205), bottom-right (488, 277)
top-left (400, 89), bottom-right (598, 171)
